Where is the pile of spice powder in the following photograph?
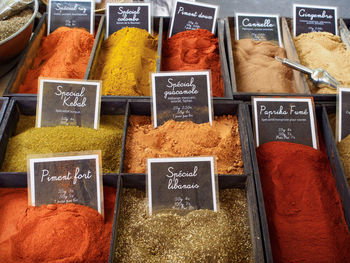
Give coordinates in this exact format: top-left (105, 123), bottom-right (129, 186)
top-left (233, 39), bottom-right (296, 93)
top-left (257, 141), bottom-right (350, 262)
top-left (94, 27), bottom-right (158, 96)
top-left (0, 186), bottom-right (116, 262)
top-left (124, 115), bottom-right (243, 174)
top-left (0, 9), bottom-right (32, 41)
top-left (115, 188), bottom-right (252, 262)
top-left (1, 115), bottom-right (124, 173)
top-left (18, 27), bottom-right (94, 93)
top-left (162, 29), bottom-right (225, 97)
top-left (294, 32), bottom-right (350, 94)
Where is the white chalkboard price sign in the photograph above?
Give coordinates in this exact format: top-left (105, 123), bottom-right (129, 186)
top-left (27, 151), bottom-right (104, 216)
top-left (151, 71), bottom-right (213, 128)
top-left (106, 3), bottom-right (151, 37)
top-left (293, 4), bottom-right (338, 36)
top-left (235, 13), bottom-right (282, 47)
top-left (36, 78), bottom-right (101, 129)
top-left (147, 157), bottom-right (218, 215)
top-left (252, 97), bottom-right (319, 149)
top-left (337, 87), bottom-right (350, 142)
top-left (48, 0), bottom-right (94, 34)
top-left (169, 0), bottom-right (218, 37)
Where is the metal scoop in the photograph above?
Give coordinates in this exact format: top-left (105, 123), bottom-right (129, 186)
top-left (275, 56), bottom-right (340, 89)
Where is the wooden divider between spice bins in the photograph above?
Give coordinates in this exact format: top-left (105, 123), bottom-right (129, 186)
top-left (107, 99), bottom-right (266, 262)
top-left (323, 104), bottom-right (350, 226)
top-left (3, 13), bottom-right (105, 97)
top-left (160, 17), bottom-right (233, 100)
top-left (283, 17), bottom-right (350, 103)
top-left (0, 97), bottom-right (127, 177)
top-left (85, 17), bottom-right (163, 100)
top-left (246, 103), bottom-right (350, 263)
top-left (224, 16), bottom-right (310, 102)
top-left (0, 98), bottom-right (9, 126)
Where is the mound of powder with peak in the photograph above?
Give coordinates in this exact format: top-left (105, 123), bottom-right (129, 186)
top-left (18, 27), bottom-right (94, 94)
top-left (124, 115), bottom-right (243, 174)
top-left (94, 27), bottom-right (158, 96)
top-left (162, 29), bottom-right (225, 97)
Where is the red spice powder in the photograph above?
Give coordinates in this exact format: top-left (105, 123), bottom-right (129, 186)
top-left (161, 29), bottom-right (224, 97)
top-left (0, 186), bottom-right (116, 262)
top-left (257, 141), bottom-right (350, 262)
top-left (18, 27), bottom-right (94, 94)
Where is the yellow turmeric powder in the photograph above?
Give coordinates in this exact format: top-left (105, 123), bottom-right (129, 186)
top-left (94, 27), bottom-right (158, 96)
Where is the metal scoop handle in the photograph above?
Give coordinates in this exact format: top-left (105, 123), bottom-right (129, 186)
top-left (275, 56), bottom-right (313, 75)
top-left (275, 56), bottom-right (340, 89)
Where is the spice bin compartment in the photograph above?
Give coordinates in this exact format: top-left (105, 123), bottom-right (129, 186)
top-left (246, 103), bottom-right (350, 263)
top-left (282, 17), bottom-right (350, 103)
top-left (109, 172), bottom-right (265, 262)
top-left (85, 17), bottom-right (162, 100)
top-left (161, 17), bottom-right (233, 100)
top-left (4, 13), bottom-right (106, 97)
top-left (0, 172), bottom-right (119, 261)
top-left (225, 17), bottom-right (310, 102)
top-left (119, 99), bottom-right (253, 178)
top-left (0, 97), bottom-right (127, 176)
top-left (110, 99), bottom-right (268, 261)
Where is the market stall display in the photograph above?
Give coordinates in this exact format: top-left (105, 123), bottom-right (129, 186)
top-left (1, 1), bottom-right (350, 262)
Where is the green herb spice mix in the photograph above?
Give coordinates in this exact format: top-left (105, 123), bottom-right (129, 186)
top-left (115, 188), bottom-right (253, 262)
top-left (1, 115), bottom-right (124, 173)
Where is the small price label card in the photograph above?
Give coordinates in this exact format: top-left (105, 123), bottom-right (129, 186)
top-left (151, 71), bottom-right (213, 128)
top-left (252, 97), bottom-right (318, 149)
top-left (48, 0), bottom-right (94, 34)
top-left (336, 87), bottom-right (350, 142)
top-left (293, 4), bottom-right (338, 36)
top-left (106, 3), bottom-right (151, 37)
top-left (27, 151), bottom-right (104, 216)
top-left (169, 0), bottom-right (219, 37)
top-left (36, 78), bottom-right (101, 129)
top-left (235, 13), bottom-right (282, 47)
top-left (147, 157), bottom-right (218, 215)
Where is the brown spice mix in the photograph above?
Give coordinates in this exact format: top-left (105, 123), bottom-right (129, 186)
top-left (124, 115), bottom-right (244, 174)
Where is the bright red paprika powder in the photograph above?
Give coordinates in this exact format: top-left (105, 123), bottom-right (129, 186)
top-left (257, 141), bottom-right (350, 262)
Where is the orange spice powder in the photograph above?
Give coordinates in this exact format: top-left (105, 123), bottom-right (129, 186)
top-left (18, 27), bottom-right (94, 94)
top-left (0, 186), bottom-right (116, 262)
